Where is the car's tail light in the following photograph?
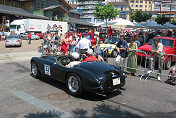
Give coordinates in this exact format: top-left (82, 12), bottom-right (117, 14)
top-left (16, 40), bottom-right (20, 42)
top-left (5, 40), bottom-right (9, 42)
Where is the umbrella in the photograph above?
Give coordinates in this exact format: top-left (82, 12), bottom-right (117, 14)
top-left (163, 22), bottom-right (176, 29)
top-left (140, 21), bottom-right (167, 29)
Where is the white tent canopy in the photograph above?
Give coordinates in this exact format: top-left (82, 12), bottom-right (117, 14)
top-left (126, 22), bottom-right (145, 28)
top-left (94, 18), bottom-right (134, 28)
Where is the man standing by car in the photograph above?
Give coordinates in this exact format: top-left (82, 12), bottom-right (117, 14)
top-left (28, 32), bottom-right (32, 44)
top-left (115, 35), bottom-right (128, 70)
top-left (76, 33), bottom-right (91, 55)
top-left (149, 38), bottom-right (164, 80)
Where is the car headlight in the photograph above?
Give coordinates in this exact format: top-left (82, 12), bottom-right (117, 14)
top-left (122, 72), bottom-right (127, 78)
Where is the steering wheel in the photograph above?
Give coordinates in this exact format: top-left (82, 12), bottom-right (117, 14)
top-left (56, 56), bottom-right (73, 66)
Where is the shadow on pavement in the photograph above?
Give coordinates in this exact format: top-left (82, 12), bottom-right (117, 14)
top-left (34, 76), bottom-right (123, 101)
top-left (23, 103), bottom-right (176, 118)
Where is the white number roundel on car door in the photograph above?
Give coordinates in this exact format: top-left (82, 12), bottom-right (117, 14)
top-left (44, 64), bottom-right (51, 76)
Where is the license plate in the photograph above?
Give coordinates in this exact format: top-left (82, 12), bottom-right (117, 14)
top-left (113, 78), bottom-right (120, 86)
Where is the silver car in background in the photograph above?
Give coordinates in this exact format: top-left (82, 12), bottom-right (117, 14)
top-left (20, 33), bottom-right (40, 40)
top-left (5, 35), bottom-right (22, 47)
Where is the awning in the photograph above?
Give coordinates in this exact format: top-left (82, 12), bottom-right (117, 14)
top-left (64, 18), bottom-right (94, 26)
top-left (0, 4), bottom-right (49, 20)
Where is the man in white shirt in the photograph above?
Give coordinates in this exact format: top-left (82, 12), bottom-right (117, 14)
top-left (76, 33), bottom-right (91, 54)
top-left (67, 52), bottom-right (81, 68)
top-left (149, 38), bottom-right (164, 80)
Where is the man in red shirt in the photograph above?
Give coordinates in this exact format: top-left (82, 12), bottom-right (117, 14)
top-left (28, 32), bottom-right (32, 44)
top-left (108, 26), bottom-right (112, 37)
top-left (82, 48), bottom-right (97, 62)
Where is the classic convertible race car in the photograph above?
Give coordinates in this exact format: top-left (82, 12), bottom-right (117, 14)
top-left (31, 55), bottom-right (127, 97)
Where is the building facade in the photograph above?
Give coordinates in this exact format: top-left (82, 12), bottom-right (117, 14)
top-left (153, 0), bottom-right (176, 19)
top-left (128, 0), bottom-right (154, 11)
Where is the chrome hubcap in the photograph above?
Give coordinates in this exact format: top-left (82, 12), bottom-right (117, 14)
top-left (68, 76), bottom-right (79, 93)
top-left (31, 63), bottom-right (37, 76)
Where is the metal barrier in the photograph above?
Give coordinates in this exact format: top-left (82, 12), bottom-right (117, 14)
top-left (146, 53), bottom-right (176, 81)
top-left (100, 46), bottom-right (150, 80)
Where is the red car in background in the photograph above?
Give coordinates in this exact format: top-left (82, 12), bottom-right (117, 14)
top-left (66, 32), bottom-right (104, 45)
top-left (137, 37), bottom-right (176, 69)
top-left (36, 32), bottom-right (44, 39)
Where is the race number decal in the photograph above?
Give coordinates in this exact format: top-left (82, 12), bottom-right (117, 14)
top-left (44, 64), bottom-right (51, 76)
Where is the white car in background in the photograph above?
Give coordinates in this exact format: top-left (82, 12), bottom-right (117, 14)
top-left (20, 33), bottom-right (40, 40)
top-left (5, 35), bottom-right (22, 47)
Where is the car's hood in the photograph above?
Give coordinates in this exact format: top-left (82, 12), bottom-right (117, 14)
top-left (79, 61), bottom-right (118, 77)
top-left (138, 44), bottom-right (173, 52)
top-left (100, 44), bottom-right (116, 48)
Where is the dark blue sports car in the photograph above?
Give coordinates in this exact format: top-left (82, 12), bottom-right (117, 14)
top-left (31, 55), bottom-right (127, 97)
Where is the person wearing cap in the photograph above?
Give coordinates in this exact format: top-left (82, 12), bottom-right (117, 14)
top-left (82, 48), bottom-right (97, 62)
top-left (149, 38), bottom-right (164, 80)
top-left (67, 52), bottom-right (81, 68)
top-left (127, 38), bottom-right (138, 76)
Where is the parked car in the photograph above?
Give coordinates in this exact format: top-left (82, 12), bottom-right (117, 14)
top-left (137, 37), bottom-right (176, 69)
top-left (31, 55), bottom-right (127, 97)
top-left (5, 35), bottom-right (22, 47)
top-left (36, 32), bottom-right (44, 39)
top-left (100, 37), bottom-right (120, 57)
top-left (20, 33), bottom-right (40, 40)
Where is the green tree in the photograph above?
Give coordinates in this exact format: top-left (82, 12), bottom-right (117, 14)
top-left (169, 19), bottom-right (176, 25)
top-left (94, 4), bottom-right (119, 28)
top-left (130, 11), bottom-right (152, 23)
top-left (155, 15), bottom-right (170, 25)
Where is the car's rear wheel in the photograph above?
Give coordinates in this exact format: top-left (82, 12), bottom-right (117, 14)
top-left (67, 73), bottom-right (83, 97)
top-left (31, 61), bottom-right (40, 79)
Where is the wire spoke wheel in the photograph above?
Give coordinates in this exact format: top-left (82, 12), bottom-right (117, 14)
top-left (68, 76), bottom-right (79, 93)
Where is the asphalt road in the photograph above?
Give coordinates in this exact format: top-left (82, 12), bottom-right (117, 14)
top-left (0, 40), bottom-right (176, 118)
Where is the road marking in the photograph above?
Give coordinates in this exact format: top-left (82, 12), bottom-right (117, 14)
top-left (12, 90), bottom-right (75, 118)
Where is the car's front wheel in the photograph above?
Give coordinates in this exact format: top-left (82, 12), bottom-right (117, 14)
top-left (31, 61), bottom-right (40, 79)
top-left (67, 73), bottom-right (83, 97)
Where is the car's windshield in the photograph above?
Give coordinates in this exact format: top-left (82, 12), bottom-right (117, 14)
top-left (104, 37), bottom-right (120, 44)
top-left (148, 38), bottom-right (174, 47)
top-left (7, 35), bottom-right (19, 39)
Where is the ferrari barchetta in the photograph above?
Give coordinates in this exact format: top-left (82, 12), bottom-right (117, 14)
top-left (30, 55), bottom-right (127, 97)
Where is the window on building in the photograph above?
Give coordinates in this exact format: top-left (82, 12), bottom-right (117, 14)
top-left (140, 0), bottom-right (143, 3)
top-left (145, 1), bottom-right (147, 4)
top-left (149, 1), bottom-right (151, 4)
top-left (131, 5), bottom-right (134, 7)
top-left (145, 5), bottom-right (147, 8)
top-left (130, 0), bottom-right (134, 3)
top-left (139, 9), bottom-right (142, 11)
top-left (136, 5), bottom-right (138, 7)
top-left (136, 0), bottom-right (138, 3)
top-left (140, 5), bottom-right (143, 7)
